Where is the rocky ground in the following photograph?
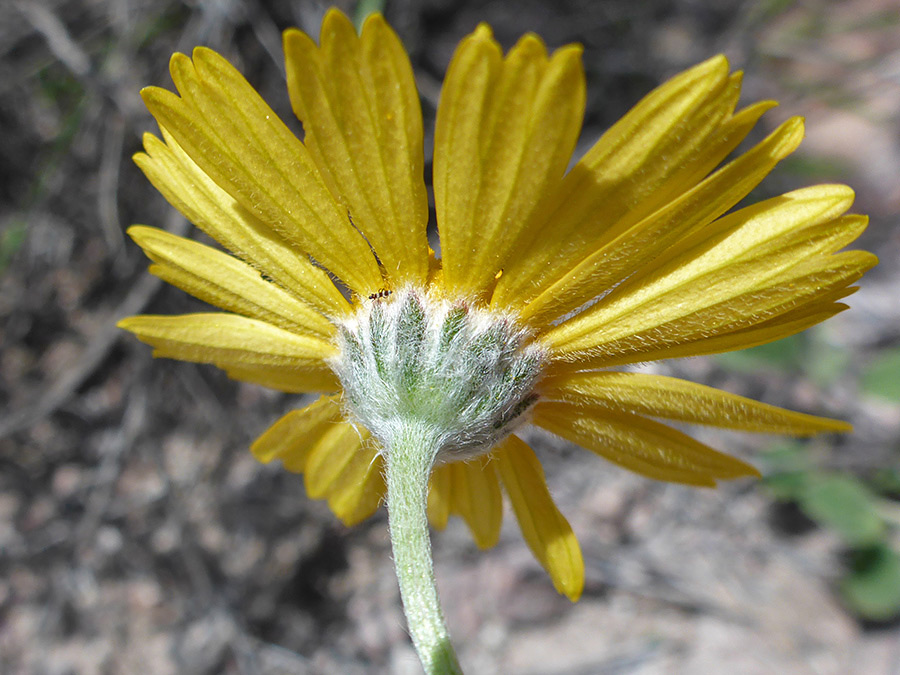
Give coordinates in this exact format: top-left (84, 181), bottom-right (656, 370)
top-left (2, 0), bottom-right (900, 673)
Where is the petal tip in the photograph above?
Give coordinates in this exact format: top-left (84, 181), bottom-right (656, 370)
top-left (788, 115), bottom-right (806, 135)
top-left (139, 130), bottom-right (163, 151)
top-left (283, 25), bottom-right (316, 55)
top-left (125, 224), bottom-right (150, 240)
top-left (139, 85), bottom-right (169, 105)
top-left (321, 6), bottom-right (356, 38)
top-left (168, 51), bottom-right (193, 79)
top-left (116, 316), bottom-right (140, 331)
top-left (744, 465), bottom-right (764, 479)
top-left (191, 45), bottom-right (229, 75)
top-left (554, 42), bottom-right (585, 61)
top-left (821, 419), bottom-right (854, 434)
top-left (859, 251), bottom-right (880, 270)
top-left (707, 53), bottom-right (730, 72)
top-left (191, 45), bottom-right (222, 62)
top-left (515, 32), bottom-right (548, 57)
top-left (131, 150), bottom-right (149, 167)
top-left (562, 582), bottom-right (584, 603)
top-left (773, 116), bottom-right (805, 156)
top-left (361, 11), bottom-right (387, 32)
top-left (472, 22), bottom-right (495, 42)
top-left (282, 26), bottom-right (303, 41)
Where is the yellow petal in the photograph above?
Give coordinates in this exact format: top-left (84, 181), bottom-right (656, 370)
top-left (427, 464), bottom-right (452, 530)
top-left (128, 226), bottom-right (334, 338)
top-left (549, 291), bottom-right (855, 370)
top-left (633, 296), bottom-right (850, 362)
top-left (433, 24), bottom-right (501, 297)
top-left (622, 194), bottom-right (863, 294)
top-left (223, 364), bottom-right (340, 393)
top-left (545, 186), bottom-right (871, 358)
top-left (303, 422), bottom-right (367, 499)
top-left (519, 116), bottom-right (804, 326)
top-left (141, 49), bottom-right (383, 295)
top-left (494, 55), bottom-right (754, 311)
top-left (251, 396), bottom-right (342, 471)
top-left (328, 455), bottom-right (385, 526)
top-left (448, 456), bottom-right (503, 549)
top-left (542, 371), bottom-right (850, 435)
top-left (434, 26), bottom-right (585, 298)
top-left (559, 253), bottom-right (872, 369)
top-left (253, 404), bottom-right (383, 525)
top-left (135, 130), bottom-right (349, 317)
top-left (534, 402), bottom-right (761, 486)
top-left (284, 10), bottom-right (429, 285)
top-left (118, 313), bottom-right (337, 370)
top-left (317, 426), bottom-right (385, 526)
top-left (492, 436), bottom-right (584, 601)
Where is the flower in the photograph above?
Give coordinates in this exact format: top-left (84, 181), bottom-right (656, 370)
top-left (120, 9), bottom-right (876, 604)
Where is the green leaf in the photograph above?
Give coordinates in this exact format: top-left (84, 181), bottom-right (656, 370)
top-left (762, 443), bottom-right (812, 499)
top-left (761, 441), bottom-right (809, 472)
top-left (841, 544), bottom-right (900, 621)
top-left (776, 155), bottom-right (854, 181)
top-left (0, 222), bottom-right (26, 274)
top-left (805, 332), bottom-right (850, 387)
top-left (861, 350), bottom-right (900, 402)
top-left (798, 475), bottom-right (884, 546)
top-left (716, 334), bottom-right (806, 373)
top-left (871, 468), bottom-right (900, 496)
top-left (765, 471), bottom-right (809, 501)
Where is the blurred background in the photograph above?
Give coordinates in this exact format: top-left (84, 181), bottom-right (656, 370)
top-left (2, 0), bottom-right (900, 673)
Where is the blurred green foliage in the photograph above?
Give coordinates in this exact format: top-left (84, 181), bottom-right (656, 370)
top-left (716, 328), bottom-right (850, 387)
top-left (134, 4), bottom-right (192, 50)
top-left (842, 544), bottom-right (900, 622)
top-left (717, 333), bottom-right (807, 372)
top-left (801, 475), bottom-right (884, 546)
top-left (722, 333), bottom-right (900, 621)
top-left (0, 223), bottom-right (26, 275)
top-left (765, 443), bottom-right (900, 621)
top-left (778, 155), bottom-right (856, 181)
top-left (861, 350), bottom-right (900, 402)
top-left (4, 64), bottom-right (89, 277)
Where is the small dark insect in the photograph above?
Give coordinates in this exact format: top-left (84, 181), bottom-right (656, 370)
top-left (368, 289), bottom-right (393, 301)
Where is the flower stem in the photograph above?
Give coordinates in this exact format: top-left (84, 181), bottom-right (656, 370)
top-left (385, 424), bottom-right (463, 675)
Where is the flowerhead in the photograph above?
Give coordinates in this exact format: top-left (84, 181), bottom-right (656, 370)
top-left (120, 9), bottom-right (876, 602)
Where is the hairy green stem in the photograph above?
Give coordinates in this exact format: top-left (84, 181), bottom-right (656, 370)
top-left (385, 423), bottom-right (463, 675)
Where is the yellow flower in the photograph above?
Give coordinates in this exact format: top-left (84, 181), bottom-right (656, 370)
top-left (120, 9), bottom-right (876, 604)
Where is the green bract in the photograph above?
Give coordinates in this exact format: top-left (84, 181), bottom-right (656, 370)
top-left (334, 289), bottom-right (545, 462)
